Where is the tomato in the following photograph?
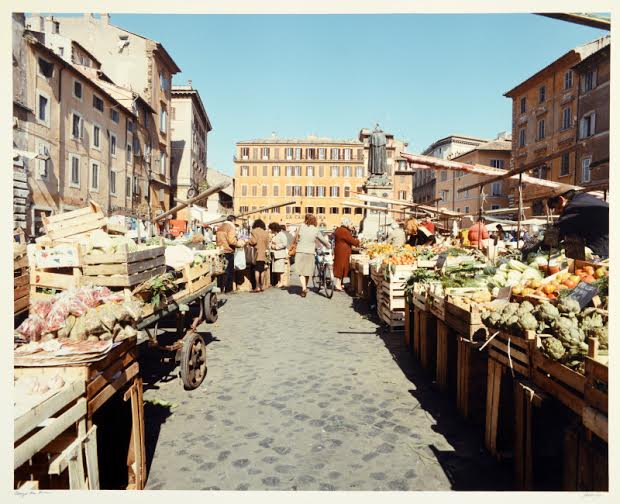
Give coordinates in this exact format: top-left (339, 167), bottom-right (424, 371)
top-left (582, 275), bottom-right (596, 283)
top-left (584, 266), bottom-right (595, 275)
top-left (547, 292), bottom-right (557, 300)
top-left (563, 279), bottom-right (577, 289)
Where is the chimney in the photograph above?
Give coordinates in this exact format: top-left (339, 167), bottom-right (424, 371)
top-left (188, 79), bottom-right (192, 88)
top-left (102, 13), bottom-right (110, 25)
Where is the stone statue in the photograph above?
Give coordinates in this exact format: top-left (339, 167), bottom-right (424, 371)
top-left (368, 125), bottom-right (387, 176)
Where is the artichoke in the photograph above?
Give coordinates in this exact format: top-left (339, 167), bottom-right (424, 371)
top-left (541, 337), bottom-right (565, 361)
top-left (517, 312), bottom-right (538, 334)
top-left (534, 303), bottom-right (560, 324)
top-left (557, 297), bottom-right (581, 315)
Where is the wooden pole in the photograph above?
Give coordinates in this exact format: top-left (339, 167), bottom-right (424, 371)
top-left (517, 173), bottom-right (523, 248)
top-left (203, 200), bottom-right (298, 226)
top-left (153, 181), bottom-right (230, 222)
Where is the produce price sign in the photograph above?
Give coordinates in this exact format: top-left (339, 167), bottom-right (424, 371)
top-left (496, 286), bottom-right (512, 301)
top-left (436, 253), bottom-right (448, 270)
top-left (568, 282), bottom-right (599, 310)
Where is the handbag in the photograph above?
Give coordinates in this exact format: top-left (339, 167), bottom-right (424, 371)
top-left (288, 229), bottom-right (300, 257)
top-left (245, 245), bottom-right (257, 266)
top-left (233, 248), bottom-right (246, 270)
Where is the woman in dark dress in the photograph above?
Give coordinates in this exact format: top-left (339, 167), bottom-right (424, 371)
top-left (333, 217), bottom-right (360, 292)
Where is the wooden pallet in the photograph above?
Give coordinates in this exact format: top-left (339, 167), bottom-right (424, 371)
top-left (435, 319), bottom-right (457, 393)
top-left (456, 336), bottom-right (488, 425)
top-left (81, 246), bottom-right (165, 288)
top-left (14, 337), bottom-right (145, 489)
top-left (411, 290), bottom-right (429, 311)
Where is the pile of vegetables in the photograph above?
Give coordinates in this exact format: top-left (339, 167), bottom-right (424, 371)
top-left (487, 259), bottom-right (543, 289)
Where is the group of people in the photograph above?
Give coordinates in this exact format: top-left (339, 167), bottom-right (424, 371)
top-left (214, 213), bottom-right (362, 298)
top-left (385, 217), bottom-right (436, 247)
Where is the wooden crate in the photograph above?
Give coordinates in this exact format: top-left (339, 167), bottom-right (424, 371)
top-left (356, 272), bottom-right (370, 300)
top-left (14, 250), bottom-right (30, 314)
top-left (456, 336), bottom-right (488, 425)
top-left (379, 301), bottom-right (405, 330)
top-left (42, 202), bottom-right (106, 243)
top-left (404, 301), bottom-right (413, 351)
top-left (418, 310), bottom-right (437, 374)
top-left (381, 279), bottom-right (406, 310)
top-left (582, 338), bottom-right (608, 442)
top-left (30, 267), bottom-right (82, 295)
top-left (14, 337), bottom-right (146, 489)
top-left (445, 296), bottom-right (487, 339)
top-left (487, 330), bottom-right (535, 379)
top-left (435, 319), bottom-right (457, 394)
top-left (176, 260), bottom-right (213, 295)
top-left (81, 246), bottom-right (165, 288)
top-left (563, 423), bottom-right (608, 491)
top-left (429, 291), bottom-right (445, 320)
top-left (411, 290), bottom-right (429, 311)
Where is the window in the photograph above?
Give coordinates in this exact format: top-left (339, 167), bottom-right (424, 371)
top-left (564, 71), bottom-right (573, 90)
top-left (306, 186), bottom-right (315, 197)
top-left (584, 70), bottom-right (595, 92)
top-left (330, 207), bottom-right (340, 214)
top-left (110, 133), bottom-right (117, 156)
top-left (92, 94), bottom-right (104, 112)
top-left (582, 158), bottom-right (591, 183)
top-left (293, 186), bottom-right (303, 197)
top-left (355, 166), bottom-right (364, 177)
top-left (520, 97), bottom-right (526, 114)
top-left (37, 92), bottom-right (50, 126)
top-left (330, 148), bottom-right (339, 160)
top-left (580, 112), bottom-right (596, 138)
top-left (317, 207), bottom-right (325, 214)
top-left (241, 185), bottom-right (248, 196)
top-left (110, 171), bottom-right (117, 195)
top-left (36, 142), bottom-right (50, 180)
top-left (38, 57), bottom-right (54, 78)
top-left (539, 85), bottom-right (546, 103)
top-left (519, 128), bottom-right (526, 147)
top-left (273, 186), bottom-right (279, 197)
top-left (399, 190), bottom-right (407, 200)
top-left (490, 159), bottom-right (505, 169)
top-left (491, 182), bottom-right (501, 196)
top-left (344, 187), bottom-right (351, 198)
top-left (285, 147), bottom-right (293, 160)
top-left (262, 185), bottom-right (268, 197)
top-left (126, 176), bottom-right (131, 198)
top-left (252, 148), bottom-right (258, 160)
top-left (240, 206), bottom-right (249, 213)
top-left (354, 207), bottom-right (363, 215)
top-left (110, 108), bottom-right (119, 123)
top-left (160, 152), bottom-right (167, 176)
top-left (305, 206), bottom-right (314, 214)
top-left (537, 119), bottom-right (545, 140)
top-left (293, 206), bottom-right (302, 215)
top-left (306, 148), bottom-right (316, 160)
top-left (69, 154), bottom-right (80, 187)
top-left (560, 153), bottom-right (570, 176)
top-left (440, 170), bottom-right (447, 181)
top-left (92, 124), bottom-right (101, 149)
top-left (343, 166), bottom-right (352, 177)
top-left (464, 206), bottom-right (470, 213)
top-left (294, 147), bottom-right (302, 160)
top-left (318, 148), bottom-right (326, 160)
top-left (316, 186), bottom-right (326, 197)
top-left (251, 185), bottom-right (257, 197)
top-left (262, 166), bottom-right (268, 177)
top-left (294, 166), bottom-right (302, 176)
top-left (159, 108), bottom-right (166, 132)
top-left (252, 166), bottom-right (257, 176)
top-left (73, 80), bottom-right (83, 100)
top-left (343, 148), bottom-right (352, 160)
top-left (90, 162), bottom-right (99, 191)
top-left (306, 166), bottom-right (314, 177)
top-left (330, 186), bottom-right (340, 197)
top-left (71, 112), bottom-right (84, 139)
top-left (240, 166), bottom-right (249, 176)
top-left (261, 147), bottom-right (270, 160)
top-left (331, 166), bottom-right (339, 177)
top-left (272, 166), bottom-right (280, 176)
top-left (343, 207), bottom-right (351, 215)
top-left (561, 107), bottom-right (572, 130)
top-left (127, 119), bottom-right (134, 134)
top-left (127, 143), bottom-right (133, 163)
top-left (491, 205), bottom-right (500, 210)
top-left (241, 147), bottom-right (250, 159)
top-left (285, 166), bottom-right (293, 176)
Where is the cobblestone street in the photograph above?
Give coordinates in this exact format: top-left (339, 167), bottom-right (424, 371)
top-left (140, 280), bottom-right (511, 491)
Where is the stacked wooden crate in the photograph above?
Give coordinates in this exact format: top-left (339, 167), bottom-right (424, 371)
top-left (14, 243), bottom-right (30, 315)
top-left (377, 264), bottom-right (415, 331)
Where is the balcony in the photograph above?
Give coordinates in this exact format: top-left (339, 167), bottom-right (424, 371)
top-left (560, 93), bottom-right (575, 106)
top-left (517, 114), bottom-right (528, 126)
top-left (535, 105), bottom-right (547, 117)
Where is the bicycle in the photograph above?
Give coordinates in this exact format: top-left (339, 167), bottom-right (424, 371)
top-left (312, 248), bottom-right (335, 298)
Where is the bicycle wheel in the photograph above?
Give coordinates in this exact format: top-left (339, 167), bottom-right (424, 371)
top-left (323, 265), bottom-right (334, 299)
top-left (311, 262), bottom-right (321, 289)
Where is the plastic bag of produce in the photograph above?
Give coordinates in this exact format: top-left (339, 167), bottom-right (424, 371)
top-left (30, 299), bottom-right (54, 319)
top-left (234, 248), bottom-right (246, 270)
top-left (16, 315), bottom-right (47, 342)
top-left (57, 315), bottom-right (76, 339)
top-left (165, 244), bottom-right (194, 269)
top-left (46, 295), bottom-right (73, 332)
top-left (67, 294), bottom-right (89, 317)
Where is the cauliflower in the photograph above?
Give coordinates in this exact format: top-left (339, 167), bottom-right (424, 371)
top-left (557, 297), bottom-right (581, 315)
top-left (541, 336), bottom-right (565, 361)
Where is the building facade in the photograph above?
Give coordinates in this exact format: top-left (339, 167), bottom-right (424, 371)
top-left (434, 136), bottom-right (512, 216)
top-left (171, 83), bottom-right (212, 215)
top-left (20, 32), bottom-right (136, 235)
top-left (504, 35), bottom-right (610, 215)
top-left (412, 134), bottom-right (488, 203)
top-left (233, 136), bottom-right (366, 228)
top-left (572, 43), bottom-right (610, 190)
top-left (40, 13), bottom-right (181, 218)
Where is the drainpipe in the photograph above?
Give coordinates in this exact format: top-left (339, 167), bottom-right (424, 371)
top-left (573, 72), bottom-right (581, 186)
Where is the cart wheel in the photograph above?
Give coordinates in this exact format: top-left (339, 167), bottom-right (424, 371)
top-left (203, 292), bottom-right (218, 323)
top-left (179, 332), bottom-right (207, 390)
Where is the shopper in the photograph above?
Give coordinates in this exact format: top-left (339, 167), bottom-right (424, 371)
top-left (294, 213), bottom-right (330, 298)
top-left (468, 217), bottom-right (489, 249)
top-left (420, 217), bottom-right (436, 234)
top-left (248, 219), bottom-right (271, 293)
top-left (215, 216), bottom-right (245, 293)
top-left (269, 223), bottom-right (289, 288)
top-left (386, 221), bottom-right (406, 247)
top-left (333, 217), bottom-right (361, 292)
top-left (404, 217), bottom-right (419, 246)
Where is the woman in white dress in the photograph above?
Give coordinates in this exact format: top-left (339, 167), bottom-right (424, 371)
top-left (269, 223), bottom-right (289, 288)
top-left (294, 213), bottom-right (330, 297)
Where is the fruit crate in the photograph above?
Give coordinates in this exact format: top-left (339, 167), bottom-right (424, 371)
top-left (444, 294), bottom-right (489, 339)
top-left (428, 291), bottom-right (445, 321)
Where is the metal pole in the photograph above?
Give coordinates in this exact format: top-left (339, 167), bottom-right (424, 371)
top-left (516, 173), bottom-right (523, 248)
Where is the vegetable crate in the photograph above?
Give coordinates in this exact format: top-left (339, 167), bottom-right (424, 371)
top-left (14, 337), bottom-right (146, 490)
top-left (429, 291), bottom-right (445, 321)
top-left (354, 271), bottom-right (370, 299)
top-left (404, 301), bottom-right (414, 351)
top-left (378, 303), bottom-right (405, 331)
top-left (445, 295), bottom-right (487, 339)
top-left (562, 422), bottom-right (608, 491)
top-left (14, 246), bottom-right (30, 315)
top-left (81, 246), bottom-right (166, 289)
top-left (487, 330), bottom-right (535, 379)
top-left (582, 339), bottom-right (607, 443)
top-left (14, 379), bottom-right (100, 490)
top-left (415, 307), bottom-right (437, 375)
top-left (176, 261), bottom-right (213, 296)
top-left (381, 278), bottom-right (407, 310)
top-left (435, 319), bottom-right (457, 394)
top-left (355, 258), bottom-right (370, 276)
top-left (41, 201), bottom-right (106, 244)
top-left (456, 336), bottom-right (488, 425)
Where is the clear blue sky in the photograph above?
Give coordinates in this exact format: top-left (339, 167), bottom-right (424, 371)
top-left (82, 13), bottom-right (607, 175)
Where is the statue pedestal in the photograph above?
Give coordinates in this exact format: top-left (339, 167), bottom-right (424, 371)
top-left (359, 181), bottom-right (394, 241)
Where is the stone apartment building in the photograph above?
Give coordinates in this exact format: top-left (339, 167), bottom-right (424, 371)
top-left (233, 136), bottom-right (367, 228)
top-left (434, 136), bottom-right (512, 216)
top-left (412, 134), bottom-right (489, 203)
top-left (504, 35), bottom-right (610, 215)
top-left (572, 43), bottom-right (610, 190)
top-left (45, 13), bottom-right (181, 219)
top-left (17, 28), bottom-right (137, 235)
top-left (170, 83), bottom-right (212, 220)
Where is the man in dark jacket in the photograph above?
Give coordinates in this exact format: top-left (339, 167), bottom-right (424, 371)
top-left (547, 190), bottom-right (609, 258)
